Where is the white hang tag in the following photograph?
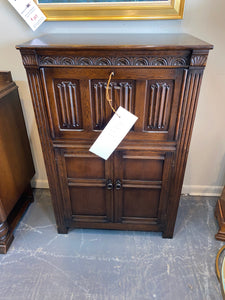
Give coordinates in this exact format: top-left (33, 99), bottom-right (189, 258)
top-left (89, 106), bottom-right (138, 160)
top-left (8, 0), bottom-right (46, 31)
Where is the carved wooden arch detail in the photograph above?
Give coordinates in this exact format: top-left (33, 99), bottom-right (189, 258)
top-left (38, 55), bottom-right (190, 67)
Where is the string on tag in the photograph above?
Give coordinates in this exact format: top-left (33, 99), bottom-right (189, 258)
top-left (106, 72), bottom-right (120, 118)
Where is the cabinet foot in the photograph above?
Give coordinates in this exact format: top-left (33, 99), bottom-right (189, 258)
top-left (162, 228), bottom-right (174, 239)
top-left (0, 186), bottom-right (34, 254)
top-left (162, 233), bottom-right (173, 239)
top-left (57, 225), bottom-right (68, 234)
top-left (0, 221), bottom-right (14, 254)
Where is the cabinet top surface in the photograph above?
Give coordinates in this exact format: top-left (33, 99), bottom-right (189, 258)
top-left (16, 33), bottom-right (213, 51)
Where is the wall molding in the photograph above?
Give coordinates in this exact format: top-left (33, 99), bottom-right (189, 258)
top-left (32, 179), bottom-right (223, 197)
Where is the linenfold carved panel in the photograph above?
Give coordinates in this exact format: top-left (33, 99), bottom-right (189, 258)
top-left (144, 81), bottom-right (173, 131)
top-left (91, 80), bottom-right (135, 130)
top-left (54, 80), bottom-right (82, 129)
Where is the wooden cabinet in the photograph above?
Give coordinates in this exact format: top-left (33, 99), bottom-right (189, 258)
top-left (0, 71), bottom-right (35, 254)
top-left (17, 34), bottom-right (212, 238)
top-left (215, 186), bottom-right (225, 241)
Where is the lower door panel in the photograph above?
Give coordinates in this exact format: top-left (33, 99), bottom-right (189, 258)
top-left (114, 149), bottom-right (174, 228)
top-left (54, 147), bottom-right (174, 232)
top-left (55, 148), bottom-right (113, 225)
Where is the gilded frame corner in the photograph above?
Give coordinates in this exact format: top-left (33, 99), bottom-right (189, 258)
top-left (35, 0), bottom-right (185, 21)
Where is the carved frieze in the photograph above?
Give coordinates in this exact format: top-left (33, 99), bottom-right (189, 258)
top-left (39, 55), bottom-right (189, 67)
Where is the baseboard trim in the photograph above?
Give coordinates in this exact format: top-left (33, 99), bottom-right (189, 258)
top-left (31, 179), bottom-right (49, 189)
top-left (182, 185), bottom-right (223, 196)
top-left (31, 180), bottom-right (223, 197)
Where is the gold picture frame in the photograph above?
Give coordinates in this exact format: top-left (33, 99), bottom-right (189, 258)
top-left (35, 0), bottom-right (185, 21)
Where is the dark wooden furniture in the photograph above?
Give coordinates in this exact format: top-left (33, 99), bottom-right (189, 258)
top-left (216, 245), bottom-right (225, 299)
top-left (215, 186), bottom-right (225, 241)
top-left (0, 71), bottom-right (35, 254)
top-left (17, 34), bottom-right (212, 238)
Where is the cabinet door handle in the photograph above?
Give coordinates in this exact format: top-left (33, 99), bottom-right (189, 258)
top-left (106, 179), bottom-right (113, 190)
top-left (115, 179), bottom-right (122, 190)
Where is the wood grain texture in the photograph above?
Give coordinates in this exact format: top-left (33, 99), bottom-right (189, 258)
top-left (16, 33), bottom-right (213, 50)
top-left (17, 34), bottom-right (212, 238)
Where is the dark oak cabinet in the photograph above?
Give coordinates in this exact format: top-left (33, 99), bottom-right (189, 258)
top-left (17, 34), bottom-right (212, 237)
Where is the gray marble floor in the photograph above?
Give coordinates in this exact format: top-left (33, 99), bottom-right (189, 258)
top-left (0, 189), bottom-right (224, 300)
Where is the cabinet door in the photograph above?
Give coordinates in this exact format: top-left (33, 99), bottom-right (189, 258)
top-left (55, 148), bottom-right (113, 225)
top-left (41, 67), bottom-right (184, 141)
top-left (114, 150), bottom-right (174, 228)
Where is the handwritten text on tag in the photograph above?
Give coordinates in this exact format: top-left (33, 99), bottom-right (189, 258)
top-left (89, 106), bottom-right (138, 160)
top-left (8, 0), bottom-right (46, 31)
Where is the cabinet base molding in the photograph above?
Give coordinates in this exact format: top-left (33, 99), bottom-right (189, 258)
top-left (0, 228), bottom-right (14, 255)
top-left (0, 185), bottom-right (34, 254)
top-left (71, 221), bottom-right (162, 232)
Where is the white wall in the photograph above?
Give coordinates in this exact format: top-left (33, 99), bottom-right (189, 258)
top-left (1, 0), bottom-right (224, 195)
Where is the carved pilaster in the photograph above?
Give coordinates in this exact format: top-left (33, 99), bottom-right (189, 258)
top-left (0, 221), bottom-right (14, 254)
top-left (26, 69), bottom-right (68, 234)
top-left (163, 69), bottom-right (204, 238)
